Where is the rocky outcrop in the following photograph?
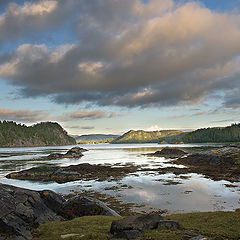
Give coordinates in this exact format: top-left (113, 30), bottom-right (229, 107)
top-left (0, 183), bottom-right (119, 240)
top-left (149, 147), bottom-right (186, 158)
top-left (173, 147), bottom-right (240, 182)
top-left (110, 213), bottom-right (179, 239)
top-left (47, 147), bottom-right (88, 159)
top-left (176, 151), bottom-right (235, 166)
top-left (60, 195), bottom-right (119, 220)
top-left (6, 163), bottom-right (138, 183)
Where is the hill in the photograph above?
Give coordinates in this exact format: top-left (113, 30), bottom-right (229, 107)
top-left (180, 123), bottom-right (240, 143)
top-left (75, 134), bottom-right (119, 144)
top-left (112, 130), bottom-right (183, 144)
top-left (0, 121), bottom-right (76, 147)
top-left (75, 134), bottom-right (119, 141)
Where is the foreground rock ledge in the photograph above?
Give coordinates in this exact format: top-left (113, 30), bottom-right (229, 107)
top-left (6, 163), bottom-right (138, 183)
top-left (0, 183), bottom-right (119, 240)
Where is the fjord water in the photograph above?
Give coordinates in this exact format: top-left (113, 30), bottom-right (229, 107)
top-left (0, 143), bottom-right (239, 214)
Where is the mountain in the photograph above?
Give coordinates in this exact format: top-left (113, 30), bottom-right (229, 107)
top-left (180, 123), bottom-right (240, 143)
top-left (112, 130), bottom-right (183, 143)
top-left (75, 134), bottom-right (119, 141)
top-left (75, 134), bottom-right (119, 144)
top-left (0, 121), bottom-right (76, 147)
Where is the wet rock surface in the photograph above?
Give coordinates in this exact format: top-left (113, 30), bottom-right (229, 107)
top-left (6, 163), bottom-right (139, 183)
top-left (47, 147), bottom-right (87, 159)
top-left (148, 147), bottom-right (187, 158)
top-left (173, 147), bottom-right (240, 182)
top-left (0, 183), bottom-right (119, 240)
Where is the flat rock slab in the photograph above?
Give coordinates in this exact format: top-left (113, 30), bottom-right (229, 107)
top-left (0, 183), bottom-right (119, 239)
top-left (6, 163), bottom-right (138, 183)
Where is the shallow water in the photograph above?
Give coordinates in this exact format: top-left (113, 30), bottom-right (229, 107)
top-left (0, 143), bottom-right (239, 214)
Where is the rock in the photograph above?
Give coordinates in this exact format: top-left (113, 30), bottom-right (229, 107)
top-left (182, 232), bottom-right (208, 240)
top-left (177, 152), bottom-right (235, 166)
top-left (6, 163), bottom-right (138, 183)
top-left (113, 230), bottom-right (141, 239)
top-left (157, 220), bottom-right (179, 230)
top-left (0, 183), bottom-right (119, 239)
top-left (0, 183), bottom-right (64, 240)
top-left (47, 147), bottom-right (87, 159)
top-left (60, 233), bottom-right (82, 239)
top-left (110, 213), bottom-right (163, 236)
top-left (60, 195), bottom-right (120, 220)
top-left (151, 148), bottom-right (186, 158)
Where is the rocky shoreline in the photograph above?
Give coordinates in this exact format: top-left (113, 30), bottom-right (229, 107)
top-left (0, 183), bottom-right (119, 239)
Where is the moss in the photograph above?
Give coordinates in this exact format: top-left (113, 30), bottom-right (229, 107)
top-left (32, 211), bottom-right (240, 240)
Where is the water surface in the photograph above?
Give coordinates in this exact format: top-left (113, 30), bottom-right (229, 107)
top-left (0, 143), bottom-right (239, 214)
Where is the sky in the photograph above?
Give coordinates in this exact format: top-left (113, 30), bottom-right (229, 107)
top-left (0, 0), bottom-right (240, 135)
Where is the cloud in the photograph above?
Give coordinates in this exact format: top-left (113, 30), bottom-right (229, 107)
top-left (0, 108), bottom-right (47, 122)
top-left (69, 110), bottom-right (106, 120)
top-left (81, 126), bottom-right (95, 130)
top-left (0, 0), bottom-right (240, 108)
top-left (146, 125), bottom-right (162, 131)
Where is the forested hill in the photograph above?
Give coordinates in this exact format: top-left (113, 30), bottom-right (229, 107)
top-left (181, 124), bottom-right (240, 143)
top-left (0, 121), bottom-right (76, 147)
top-left (112, 130), bottom-right (183, 143)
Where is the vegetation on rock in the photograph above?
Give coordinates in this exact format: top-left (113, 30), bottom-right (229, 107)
top-left (0, 121), bottom-right (76, 147)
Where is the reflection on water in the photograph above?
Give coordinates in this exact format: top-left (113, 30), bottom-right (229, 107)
top-left (0, 143), bottom-right (239, 214)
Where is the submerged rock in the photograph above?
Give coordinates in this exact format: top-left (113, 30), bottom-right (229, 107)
top-left (47, 146), bottom-right (88, 159)
top-left (149, 147), bottom-right (186, 158)
top-left (6, 163), bottom-right (138, 183)
top-left (0, 183), bottom-right (119, 240)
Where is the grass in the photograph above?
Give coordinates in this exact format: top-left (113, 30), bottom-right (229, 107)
top-left (32, 211), bottom-right (240, 240)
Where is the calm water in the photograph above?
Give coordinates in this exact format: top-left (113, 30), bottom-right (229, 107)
top-left (0, 143), bottom-right (239, 214)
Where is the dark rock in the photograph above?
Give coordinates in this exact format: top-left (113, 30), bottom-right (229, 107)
top-left (113, 230), bottom-right (141, 239)
top-left (47, 147), bottom-right (87, 159)
top-left (177, 152), bottom-right (235, 166)
top-left (151, 148), bottom-right (186, 158)
top-left (0, 183), bottom-right (64, 239)
top-left (6, 163), bottom-right (138, 183)
top-left (157, 220), bottom-right (179, 230)
top-left (59, 195), bottom-right (119, 220)
top-left (110, 213), bottom-right (163, 235)
top-left (0, 183), bottom-right (120, 239)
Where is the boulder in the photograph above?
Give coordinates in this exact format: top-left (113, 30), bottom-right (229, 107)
top-left (0, 184), bottom-right (64, 240)
top-left (110, 213), bottom-right (163, 237)
top-left (151, 148), bottom-right (186, 158)
top-left (60, 195), bottom-right (119, 220)
top-left (0, 183), bottom-right (119, 240)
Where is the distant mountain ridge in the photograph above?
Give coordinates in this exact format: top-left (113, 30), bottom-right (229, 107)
top-left (112, 130), bottom-right (183, 143)
top-left (75, 134), bottom-right (119, 141)
top-left (0, 121), bottom-right (76, 147)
